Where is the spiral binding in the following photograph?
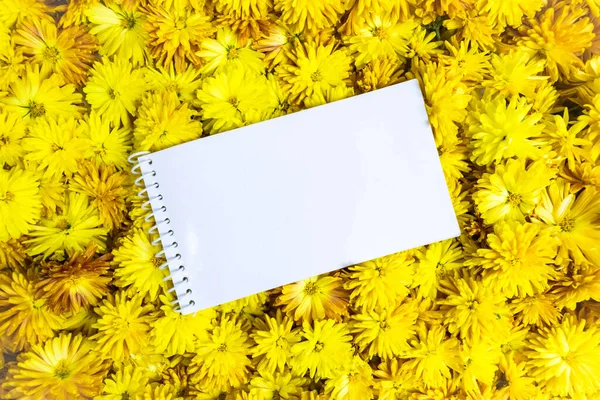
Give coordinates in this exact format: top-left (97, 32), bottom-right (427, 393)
top-left (128, 151), bottom-right (195, 312)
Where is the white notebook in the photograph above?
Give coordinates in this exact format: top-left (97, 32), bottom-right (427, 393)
top-left (130, 80), bottom-right (459, 314)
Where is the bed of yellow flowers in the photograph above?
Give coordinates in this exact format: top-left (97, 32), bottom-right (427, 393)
top-left (0, 0), bottom-right (599, 398)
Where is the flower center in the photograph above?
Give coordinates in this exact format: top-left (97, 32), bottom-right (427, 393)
top-left (121, 393), bottom-right (131, 400)
top-left (507, 193), bottom-right (522, 205)
top-left (372, 26), bottom-right (388, 40)
top-left (28, 101), bottom-right (46, 118)
top-left (0, 191), bottom-right (14, 202)
top-left (42, 46), bottom-right (60, 63)
top-left (379, 320), bottom-right (389, 330)
top-left (227, 46), bottom-right (239, 60)
top-left (0, 135), bottom-right (8, 145)
top-left (54, 360), bottom-right (71, 379)
top-left (310, 70), bottom-right (323, 82)
top-left (228, 97), bottom-right (239, 107)
top-left (466, 300), bottom-right (479, 310)
top-left (121, 13), bottom-right (138, 29)
top-left (108, 88), bottom-right (120, 99)
top-left (152, 256), bottom-right (166, 268)
top-left (559, 217), bottom-right (575, 232)
top-left (314, 340), bottom-right (324, 352)
top-left (303, 282), bottom-right (319, 296)
top-left (175, 17), bottom-right (187, 29)
top-left (56, 218), bottom-right (70, 230)
top-left (217, 343), bottom-right (228, 353)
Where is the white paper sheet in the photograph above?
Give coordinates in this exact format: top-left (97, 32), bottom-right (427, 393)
top-left (139, 79), bottom-right (460, 314)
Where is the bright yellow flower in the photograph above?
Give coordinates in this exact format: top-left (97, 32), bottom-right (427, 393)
top-left (0, 168), bottom-right (41, 241)
top-left (249, 370), bottom-right (307, 400)
top-left (84, 58), bottom-right (147, 128)
top-left (96, 364), bottom-right (149, 400)
top-left (22, 116), bottom-right (87, 178)
top-left (197, 64), bottom-right (276, 134)
top-left (478, 0), bottom-right (543, 28)
top-left (550, 264), bottom-right (600, 310)
top-left (277, 275), bottom-right (348, 323)
top-left (86, 2), bottom-right (149, 66)
top-left (291, 319), bottom-right (353, 379)
top-left (145, 64), bottom-right (203, 104)
top-left (324, 356), bottom-right (374, 400)
top-left (253, 21), bottom-right (302, 69)
top-left (152, 295), bottom-right (216, 356)
top-left (112, 229), bottom-right (168, 301)
top-left (356, 57), bottom-right (404, 93)
top-left (38, 175), bottom-right (66, 217)
top-left (0, 271), bottom-right (63, 351)
top-left (304, 84), bottom-right (354, 108)
top-left (0, 0), bottom-right (55, 28)
top-left (469, 94), bottom-right (546, 166)
top-left (0, 238), bottom-right (27, 269)
top-left (404, 325), bottom-right (462, 389)
top-left (250, 309), bottom-right (301, 373)
top-left (213, 0), bottom-right (271, 44)
top-left (344, 15), bottom-right (417, 68)
top-left (134, 90), bottom-right (202, 152)
top-left (59, 0), bottom-right (101, 28)
top-left (14, 19), bottom-right (97, 85)
top-left (3, 333), bottom-right (107, 399)
top-left (374, 358), bottom-right (420, 400)
top-left (459, 341), bottom-right (501, 393)
top-left (474, 158), bottom-right (555, 224)
top-left (511, 294), bottom-right (561, 327)
top-left (192, 317), bottom-right (252, 391)
top-left (0, 37), bottom-right (26, 92)
top-left (412, 239), bottom-right (464, 300)
top-left (36, 244), bottom-right (112, 313)
top-left (26, 192), bottom-right (109, 258)
top-left (0, 65), bottom-right (81, 121)
top-left (443, 10), bottom-right (498, 50)
top-left (81, 111), bottom-right (132, 170)
top-left (344, 252), bottom-right (414, 311)
top-left (466, 222), bottom-right (558, 298)
top-left (405, 25), bottom-right (443, 62)
top-left (144, 3), bottom-right (215, 71)
top-left (543, 108), bottom-right (590, 170)
top-left (197, 27), bottom-right (265, 75)
top-left (533, 179), bottom-right (600, 266)
top-left (439, 39), bottom-right (490, 83)
top-left (0, 109), bottom-right (26, 166)
top-left (517, 3), bottom-right (595, 81)
top-left (92, 292), bottom-right (154, 361)
top-left (277, 42), bottom-right (352, 106)
top-left (525, 316), bottom-right (600, 397)
top-left (274, 0), bottom-right (345, 34)
top-left (482, 50), bottom-right (546, 97)
top-left (496, 356), bottom-right (541, 400)
top-left (351, 299), bottom-right (418, 359)
top-left (437, 272), bottom-right (512, 342)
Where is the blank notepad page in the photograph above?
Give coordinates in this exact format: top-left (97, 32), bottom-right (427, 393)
top-left (139, 79), bottom-right (460, 314)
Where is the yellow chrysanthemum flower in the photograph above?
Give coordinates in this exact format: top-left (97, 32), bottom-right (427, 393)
top-left (304, 84), bottom-right (354, 108)
top-left (70, 162), bottom-right (129, 232)
top-left (478, 0), bottom-right (543, 28)
top-left (439, 39), bottom-right (490, 83)
top-left (36, 244), bottom-right (112, 313)
top-left (344, 15), bottom-right (417, 68)
top-left (291, 319), bottom-right (353, 379)
top-left (0, 109), bottom-right (26, 166)
top-left (533, 179), bottom-right (600, 266)
top-left (374, 357), bottom-right (419, 400)
top-left (0, 168), bottom-right (41, 241)
top-left (274, 0), bottom-right (345, 34)
top-left (474, 158), bottom-right (556, 224)
top-left (112, 229), bottom-right (169, 301)
top-left (192, 317), bottom-right (252, 391)
top-left (253, 21), bottom-right (302, 69)
top-left (59, 0), bottom-right (101, 28)
top-left (0, 65), bottom-right (81, 121)
top-left (443, 10), bottom-right (498, 51)
top-left (0, 37), bottom-right (26, 92)
top-left (525, 316), bottom-right (600, 397)
top-left (144, 3), bottom-right (215, 71)
top-left (220, 291), bottom-right (269, 317)
top-left (14, 19), bottom-right (97, 85)
top-left (22, 116), bottom-right (87, 178)
top-left (324, 355), bottom-right (374, 400)
top-left (404, 325), bottom-right (462, 389)
top-left (92, 292), bottom-right (154, 361)
top-left (38, 175), bottom-right (66, 217)
top-left (81, 111), bottom-right (132, 170)
top-left (26, 192), bottom-right (109, 258)
top-left (550, 264), bottom-right (600, 310)
top-left (277, 42), bottom-right (352, 106)
top-left (437, 272), bottom-right (512, 341)
top-left (351, 299), bottom-right (418, 359)
top-left (145, 64), bottom-right (203, 104)
top-left (344, 252), bottom-right (414, 311)
top-left (517, 3), bottom-right (594, 81)
top-left (356, 57), bottom-right (405, 92)
top-left (249, 370), bottom-right (307, 399)
top-left (411, 60), bottom-right (471, 147)
top-left (152, 296), bottom-right (217, 356)
top-left (197, 27), bottom-right (265, 75)
top-left (134, 90), bottom-right (202, 151)
top-left (405, 25), bottom-right (443, 62)
top-left (96, 363), bottom-right (149, 400)
top-left (466, 222), bottom-right (558, 298)
top-left (482, 50), bottom-right (546, 97)
top-left (543, 108), bottom-right (590, 170)
top-left (213, 0), bottom-right (271, 44)
top-left (412, 239), bottom-right (464, 300)
top-left (459, 341), bottom-right (501, 393)
top-left (469, 94), bottom-right (546, 166)
top-left (0, 0), bottom-right (55, 28)
top-left (197, 64), bottom-right (275, 134)
top-left (0, 237), bottom-right (27, 269)
top-left (511, 294), bottom-right (561, 327)
top-left (277, 275), bottom-right (348, 323)
top-left (3, 333), bottom-right (107, 399)
top-left (250, 309), bottom-right (301, 373)
top-left (0, 271), bottom-right (63, 351)
top-left (86, 2), bottom-right (148, 66)
top-left (84, 58), bottom-right (147, 128)
top-left (496, 356), bottom-right (541, 400)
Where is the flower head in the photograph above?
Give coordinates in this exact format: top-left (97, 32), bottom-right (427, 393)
top-left (250, 309), bottom-right (301, 373)
top-left (197, 27), bottom-right (264, 75)
top-left (0, 109), bottom-right (27, 166)
top-left (81, 111), bottom-right (132, 170)
top-left (0, 168), bottom-right (41, 241)
top-left (274, 0), bottom-right (345, 34)
top-left (96, 364), bottom-right (149, 400)
top-left (412, 240), bottom-right (464, 300)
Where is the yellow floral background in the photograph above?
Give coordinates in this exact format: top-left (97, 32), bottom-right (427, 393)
top-left (0, 0), bottom-right (600, 398)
